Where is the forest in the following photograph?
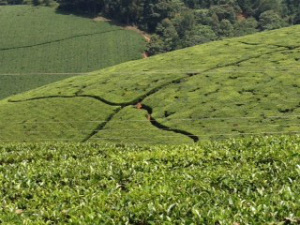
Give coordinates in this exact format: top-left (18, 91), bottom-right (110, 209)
top-left (1, 0), bottom-right (300, 54)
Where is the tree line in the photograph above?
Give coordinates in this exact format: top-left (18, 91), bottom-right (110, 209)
top-left (2, 0), bottom-right (299, 55)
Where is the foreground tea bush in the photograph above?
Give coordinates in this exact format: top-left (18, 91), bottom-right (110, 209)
top-left (0, 136), bottom-right (300, 224)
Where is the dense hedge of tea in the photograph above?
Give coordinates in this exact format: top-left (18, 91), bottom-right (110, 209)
top-left (0, 136), bottom-right (300, 224)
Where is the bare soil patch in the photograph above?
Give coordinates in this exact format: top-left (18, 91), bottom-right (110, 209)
top-left (93, 16), bottom-right (110, 22)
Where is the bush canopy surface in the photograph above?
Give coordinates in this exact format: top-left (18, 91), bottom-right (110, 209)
top-left (0, 136), bottom-right (300, 224)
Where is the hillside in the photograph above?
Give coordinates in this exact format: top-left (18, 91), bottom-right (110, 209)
top-left (57, 0), bottom-right (300, 55)
top-left (0, 5), bottom-right (146, 99)
top-left (1, 136), bottom-right (300, 224)
top-left (0, 25), bottom-right (299, 144)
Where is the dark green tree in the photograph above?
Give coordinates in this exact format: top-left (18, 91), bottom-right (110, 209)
top-left (259, 10), bottom-right (285, 30)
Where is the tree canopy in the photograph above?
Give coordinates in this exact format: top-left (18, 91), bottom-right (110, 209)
top-left (2, 0), bottom-right (299, 54)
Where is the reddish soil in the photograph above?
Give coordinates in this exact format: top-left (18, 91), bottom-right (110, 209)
top-left (237, 13), bottom-right (247, 21)
top-left (143, 52), bottom-right (149, 59)
top-left (136, 103), bottom-right (152, 120)
top-left (136, 102), bottom-right (143, 109)
top-left (93, 17), bottom-right (110, 22)
top-left (123, 25), bottom-right (151, 42)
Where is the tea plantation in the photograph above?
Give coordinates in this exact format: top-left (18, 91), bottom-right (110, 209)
top-left (0, 136), bottom-right (300, 224)
top-left (0, 5), bottom-right (146, 99)
top-left (0, 25), bottom-right (299, 144)
top-left (0, 11), bottom-right (300, 224)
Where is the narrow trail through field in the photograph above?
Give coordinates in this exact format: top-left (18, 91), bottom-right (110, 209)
top-left (0, 29), bottom-right (122, 51)
top-left (8, 44), bottom-right (300, 142)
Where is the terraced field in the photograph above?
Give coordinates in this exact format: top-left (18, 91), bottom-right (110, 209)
top-left (0, 26), bottom-right (299, 144)
top-left (0, 6), bottom-right (146, 99)
top-left (1, 136), bottom-right (300, 224)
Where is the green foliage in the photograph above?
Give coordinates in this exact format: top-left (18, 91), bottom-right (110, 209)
top-left (180, 25), bottom-right (217, 48)
top-left (2, 0), bottom-right (298, 55)
top-left (217, 19), bottom-right (234, 37)
top-left (0, 26), bottom-right (299, 144)
top-left (0, 5), bottom-right (146, 99)
top-left (0, 136), bottom-right (300, 224)
top-left (2, 0), bottom-right (299, 54)
top-left (234, 17), bottom-right (258, 36)
top-left (259, 10), bottom-right (286, 30)
top-left (54, 0), bottom-right (299, 55)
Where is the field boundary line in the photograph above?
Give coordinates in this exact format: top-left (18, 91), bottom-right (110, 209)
top-left (1, 122), bottom-right (299, 134)
top-left (0, 69), bottom-right (300, 76)
top-left (1, 130), bottom-right (298, 142)
top-left (2, 114), bottom-right (300, 124)
top-left (90, 130), bottom-right (300, 139)
top-left (0, 28), bottom-right (122, 52)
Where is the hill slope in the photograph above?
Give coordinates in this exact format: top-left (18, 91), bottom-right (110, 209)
top-left (0, 5), bottom-right (146, 99)
top-left (0, 26), bottom-right (299, 144)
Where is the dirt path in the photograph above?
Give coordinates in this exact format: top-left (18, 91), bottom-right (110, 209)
top-left (122, 25), bottom-right (151, 42)
top-left (142, 52), bottom-right (149, 59)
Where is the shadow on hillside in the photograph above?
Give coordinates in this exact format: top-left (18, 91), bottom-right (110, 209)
top-left (55, 8), bottom-right (151, 42)
top-left (55, 7), bottom-right (97, 19)
top-left (56, 7), bottom-right (135, 27)
top-left (55, 7), bottom-right (151, 57)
